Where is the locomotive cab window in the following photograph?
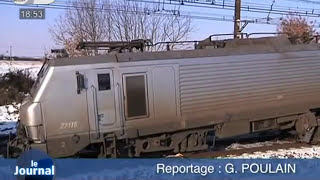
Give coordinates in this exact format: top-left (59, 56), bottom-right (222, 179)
top-left (98, 73), bottom-right (111, 91)
top-left (124, 74), bottom-right (148, 119)
top-left (76, 71), bottom-right (86, 94)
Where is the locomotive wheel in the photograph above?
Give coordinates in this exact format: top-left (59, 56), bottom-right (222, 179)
top-left (295, 112), bottom-right (320, 143)
top-left (206, 131), bottom-right (216, 150)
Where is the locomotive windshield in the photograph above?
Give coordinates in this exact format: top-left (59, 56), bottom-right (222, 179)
top-left (30, 59), bottom-right (50, 97)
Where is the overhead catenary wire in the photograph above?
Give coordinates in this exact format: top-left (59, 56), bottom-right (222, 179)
top-left (186, 0), bottom-right (320, 13)
top-left (0, 0), bottom-right (280, 24)
top-left (1, 0), bottom-right (320, 57)
top-left (0, 1), bottom-right (259, 22)
top-left (125, 0), bottom-right (320, 26)
top-left (285, 0), bottom-right (320, 5)
top-left (128, 0), bottom-right (320, 17)
top-left (3, 0), bottom-right (320, 18)
top-left (1, 0), bottom-right (320, 27)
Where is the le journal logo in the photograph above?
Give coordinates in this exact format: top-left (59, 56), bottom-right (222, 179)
top-left (14, 160), bottom-right (55, 176)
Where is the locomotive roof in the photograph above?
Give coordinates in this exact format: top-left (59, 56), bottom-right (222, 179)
top-left (52, 36), bottom-right (320, 67)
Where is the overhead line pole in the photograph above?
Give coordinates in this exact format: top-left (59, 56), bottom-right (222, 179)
top-left (9, 45), bottom-right (12, 65)
top-left (234, 0), bottom-right (241, 39)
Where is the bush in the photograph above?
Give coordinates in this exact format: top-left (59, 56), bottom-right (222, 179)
top-left (277, 16), bottom-right (316, 44)
top-left (0, 70), bottom-right (35, 106)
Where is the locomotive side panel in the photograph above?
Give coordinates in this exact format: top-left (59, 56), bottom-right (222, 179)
top-left (179, 51), bottom-right (320, 130)
top-left (41, 67), bottom-right (90, 157)
top-left (152, 66), bottom-right (177, 122)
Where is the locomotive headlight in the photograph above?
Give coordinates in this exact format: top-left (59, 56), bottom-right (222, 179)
top-left (20, 102), bottom-right (44, 143)
top-left (25, 103), bottom-right (42, 126)
top-left (24, 125), bottom-right (44, 143)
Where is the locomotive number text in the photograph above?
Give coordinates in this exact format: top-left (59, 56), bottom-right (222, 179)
top-left (60, 121), bottom-right (78, 129)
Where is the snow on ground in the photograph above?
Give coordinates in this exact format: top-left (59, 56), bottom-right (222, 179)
top-left (225, 146), bottom-right (320, 159)
top-left (0, 60), bottom-right (42, 135)
top-left (0, 104), bottom-right (19, 135)
top-left (225, 140), bottom-right (292, 150)
top-left (220, 140), bottom-right (320, 158)
top-left (0, 60), bottom-right (42, 78)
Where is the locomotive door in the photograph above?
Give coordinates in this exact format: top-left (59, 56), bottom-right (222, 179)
top-left (86, 69), bottom-right (117, 139)
top-left (118, 65), bottom-right (179, 137)
top-left (122, 73), bottom-right (149, 120)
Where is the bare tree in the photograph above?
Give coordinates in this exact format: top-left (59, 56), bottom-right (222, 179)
top-left (50, 0), bottom-right (193, 56)
top-left (109, 0), bottom-right (193, 50)
top-left (50, 0), bottom-right (113, 56)
top-left (277, 15), bottom-right (316, 44)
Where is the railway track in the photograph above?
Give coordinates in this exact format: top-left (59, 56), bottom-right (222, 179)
top-left (167, 130), bottom-right (320, 158)
top-left (1, 130), bottom-right (318, 158)
top-left (183, 140), bottom-right (312, 158)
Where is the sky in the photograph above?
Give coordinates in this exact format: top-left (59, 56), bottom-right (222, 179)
top-left (0, 0), bottom-right (318, 58)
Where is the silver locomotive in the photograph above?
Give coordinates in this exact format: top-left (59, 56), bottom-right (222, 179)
top-left (8, 36), bottom-right (320, 158)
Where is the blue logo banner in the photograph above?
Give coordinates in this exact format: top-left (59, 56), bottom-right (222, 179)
top-left (0, 157), bottom-right (319, 180)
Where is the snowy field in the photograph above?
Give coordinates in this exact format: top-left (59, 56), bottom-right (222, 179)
top-left (0, 60), bottom-right (42, 135)
top-left (0, 60), bottom-right (42, 78)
